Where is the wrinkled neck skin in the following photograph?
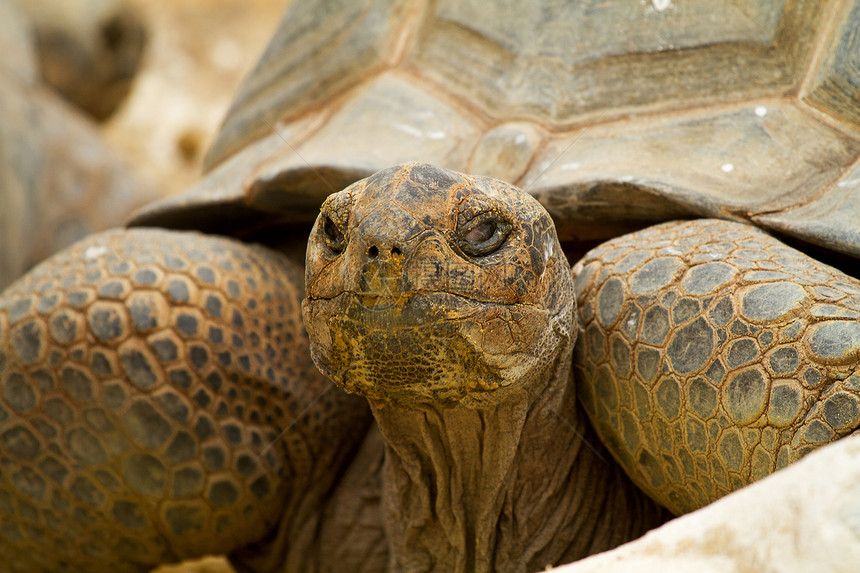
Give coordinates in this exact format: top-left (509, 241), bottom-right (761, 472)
top-left (373, 337), bottom-right (665, 573)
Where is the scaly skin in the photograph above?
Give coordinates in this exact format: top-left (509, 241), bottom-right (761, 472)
top-left (573, 219), bottom-right (860, 515)
top-left (0, 229), bottom-right (370, 572)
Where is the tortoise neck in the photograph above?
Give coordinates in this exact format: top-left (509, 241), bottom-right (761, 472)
top-left (371, 347), bottom-right (664, 573)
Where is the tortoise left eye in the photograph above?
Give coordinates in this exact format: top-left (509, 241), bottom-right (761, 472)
top-left (458, 216), bottom-right (511, 257)
top-left (465, 221), bottom-right (496, 244)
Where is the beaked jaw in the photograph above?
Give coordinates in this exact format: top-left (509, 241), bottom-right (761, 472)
top-left (303, 162), bottom-right (575, 409)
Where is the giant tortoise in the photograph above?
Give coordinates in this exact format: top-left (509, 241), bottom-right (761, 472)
top-left (0, 0), bottom-right (155, 290)
top-left (1, 1), bottom-right (860, 572)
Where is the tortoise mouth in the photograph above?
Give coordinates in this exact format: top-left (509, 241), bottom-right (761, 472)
top-left (302, 290), bottom-right (553, 407)
top-left (307, 289), bottom-right (487, 317)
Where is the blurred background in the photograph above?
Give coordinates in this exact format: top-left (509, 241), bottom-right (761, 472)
top-left (0, 0), bottom-right (287, 291)
top-left (1, 0), bottom-right (290, 569)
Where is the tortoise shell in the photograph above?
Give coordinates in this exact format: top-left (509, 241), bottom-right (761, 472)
top-left (131, 0), bottom-right (860, 261)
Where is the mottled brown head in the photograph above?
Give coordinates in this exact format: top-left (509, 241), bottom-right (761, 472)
top-left (302, 163), bottom-right (574, 407)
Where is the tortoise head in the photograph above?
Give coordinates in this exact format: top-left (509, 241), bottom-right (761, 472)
top-left (302, 163), bottom-right (575, 408)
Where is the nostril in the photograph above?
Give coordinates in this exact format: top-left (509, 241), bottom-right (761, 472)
top-left (368, 246), bottom-right (379, 258)
top-left (391, 246), bottom-right (402, 256)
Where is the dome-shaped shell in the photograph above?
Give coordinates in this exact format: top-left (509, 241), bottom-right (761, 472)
top-left (131, 0), bottom-right (860, 259)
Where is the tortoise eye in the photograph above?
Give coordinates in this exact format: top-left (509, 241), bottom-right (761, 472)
top-left (465, 221), bottom-right (496, 244)
top-left (458, 215), bottom-right (512, 257)
top-left (322, 216), bottom-right (346, 254)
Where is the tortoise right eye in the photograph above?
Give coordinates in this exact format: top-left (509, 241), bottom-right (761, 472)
top-left (322, 216), bottom-right (346, 253)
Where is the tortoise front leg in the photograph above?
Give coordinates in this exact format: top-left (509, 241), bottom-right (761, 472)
top-left (0, 229), bottom-right (371, 572)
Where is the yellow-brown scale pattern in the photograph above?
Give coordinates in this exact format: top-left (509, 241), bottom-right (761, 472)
top-left (0, 229), bottom-right (366, 572)
top-left (573, 219), bottom-right (860, 515)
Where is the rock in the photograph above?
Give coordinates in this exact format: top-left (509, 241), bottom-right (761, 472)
top-left (552, 435), bottom-right (860, 573)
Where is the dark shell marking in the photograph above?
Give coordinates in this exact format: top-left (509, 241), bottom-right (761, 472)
top-left (573, 219), bottom-right (860, 515)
